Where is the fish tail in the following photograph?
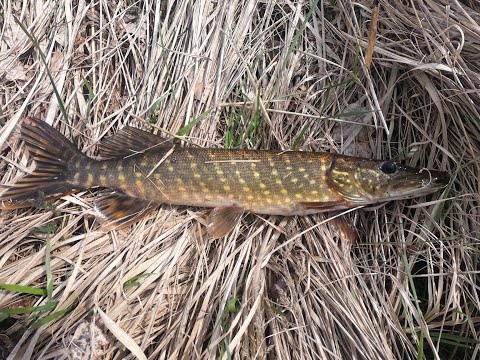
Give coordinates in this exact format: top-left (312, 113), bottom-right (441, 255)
top-left (0, 117), bottom-right (90, 209)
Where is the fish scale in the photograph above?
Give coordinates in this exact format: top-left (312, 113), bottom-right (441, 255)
top-left (0, 117), bottom-right (450, 239)
top-left (84, 148), bottom-right (338, 215)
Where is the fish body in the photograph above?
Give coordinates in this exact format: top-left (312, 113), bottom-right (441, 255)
top-left (84, 148), bottom-right (341, 216)
top-left (0, 117), bottom-right (450, 238)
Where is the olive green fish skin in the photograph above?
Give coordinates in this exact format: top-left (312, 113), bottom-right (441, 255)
top-left (0, 117), bottom-right (450, 218)
top-left (78, 148), bottom-right (338, 216)
top-left (72, 147), bottom-right (449, 215)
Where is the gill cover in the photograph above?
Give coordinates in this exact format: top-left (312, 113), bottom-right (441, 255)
top-left (326, 156), bottom-right (386, 204)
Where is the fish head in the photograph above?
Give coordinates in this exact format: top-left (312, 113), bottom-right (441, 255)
top-left (327, 156), bottom-right (450, 205)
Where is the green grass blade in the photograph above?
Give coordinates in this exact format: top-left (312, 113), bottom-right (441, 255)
top-left (226, 297), bottom-right (240, 313)
top-left (123, 273), bottom-right (154, 290)
top-left (0, 284), bottom-right (47, 296)
top-left (270, 0), bottom-right (319, 99)
top-left (33, 223), bottom-right (58, 234)
top-left (176, 110), bottom-right (211, 138)
top-left (45, 236), bottom-right (53, 303)
top-left (428, 331), bottom-right (478, 348)
top-left (417, 330), bottom-right (424, 360)
top-left (81, 75), bottom-right (95, 124)
top-left (147, 92), bottom-right (171, 124)
top-left (0, 98), bottom-right (4, 126)
top-left (31, 304), bottom-right (74, 329)
top-left (246, 92), bottom-right (262, 143)
top-left (13, 16), bottom-right (69, 126)
top-left (0, 302), bottom-right (57, 316)
top-left (292, 121), bottom-right (312, 150)
top-left (224, 110), bottom-right (238, 149)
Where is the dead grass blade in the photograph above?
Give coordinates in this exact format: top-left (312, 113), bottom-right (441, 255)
top-left (1, 0), bottom-right (479, 359)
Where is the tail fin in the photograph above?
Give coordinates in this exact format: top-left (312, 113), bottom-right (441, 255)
top-left (0, 117), bottom-right (88, 209)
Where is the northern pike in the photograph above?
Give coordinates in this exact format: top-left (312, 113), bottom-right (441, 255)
top-left (0, 117), bottom-right (449, 238)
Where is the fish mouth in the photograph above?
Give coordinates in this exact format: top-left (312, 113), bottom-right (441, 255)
top-left (340, 168), bottom-right (451, 205)
top-left (387, 168), bottom-right (450, 200)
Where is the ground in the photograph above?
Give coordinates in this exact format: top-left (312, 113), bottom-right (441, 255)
top-left (0, 0), bottom-right (479, 359)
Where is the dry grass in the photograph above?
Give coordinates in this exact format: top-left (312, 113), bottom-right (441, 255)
top-left (0, 0), bottom-right (479, 359)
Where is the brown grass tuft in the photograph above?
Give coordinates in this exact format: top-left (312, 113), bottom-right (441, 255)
top-left (1, 0), bottom-right (479, 359)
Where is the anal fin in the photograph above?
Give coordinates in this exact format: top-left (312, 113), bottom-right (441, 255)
top-left (206, 206), bottom-right (245, 239)
top-left (94, 192), bottom-right (155, 231)
top-left (99, 126), bottom-right (171, 159)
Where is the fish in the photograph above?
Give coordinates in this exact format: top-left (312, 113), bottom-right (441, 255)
top-left (0, 117), bottom-right (450, 238)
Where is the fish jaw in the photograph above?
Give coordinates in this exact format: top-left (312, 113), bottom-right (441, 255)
top-left (378, 167), bottom-right (450, 201)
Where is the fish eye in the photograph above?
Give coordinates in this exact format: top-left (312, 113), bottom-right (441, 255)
top-left (380, 161), bottom-right (398, 174)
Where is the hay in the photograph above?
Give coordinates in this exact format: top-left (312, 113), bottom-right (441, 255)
top-left (0, 0), bottom-right (479, 359)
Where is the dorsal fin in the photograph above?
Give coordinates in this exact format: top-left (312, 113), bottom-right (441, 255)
top-left (99, 126), bottom-right (171, 159)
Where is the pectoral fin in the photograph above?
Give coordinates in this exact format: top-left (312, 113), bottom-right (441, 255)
top-left (328, 213), bottom-right (358, 245)
top-left (206, 206), bottom-right (245, 239)
top-left (99, 126), bottom-right (171, 158)
top-left (94, 192), bottom-right (155, 231)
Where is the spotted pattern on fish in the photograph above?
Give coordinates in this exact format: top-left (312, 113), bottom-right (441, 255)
top-left (0, 117), bottom-right (450, 238)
